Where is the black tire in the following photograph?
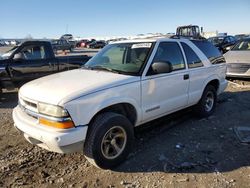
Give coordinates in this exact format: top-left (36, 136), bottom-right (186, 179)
top-left (84, 112), bottom-right (134, 169)
top-left (194, 85), bottom-right (217, 118)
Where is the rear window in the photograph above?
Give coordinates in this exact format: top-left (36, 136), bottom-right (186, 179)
top-left (191, 40), bottom-right (225, 64)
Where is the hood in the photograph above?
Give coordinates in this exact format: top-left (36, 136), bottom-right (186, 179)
top-left (19, 69), bottom-right (139, 106)
top-left (224, 50), bottom-right (250, 64)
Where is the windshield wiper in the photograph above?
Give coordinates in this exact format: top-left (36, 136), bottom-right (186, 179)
top-left (88, 65), bottom-right (121, 74)
top-left (83, 65), bottom-right (136, 75)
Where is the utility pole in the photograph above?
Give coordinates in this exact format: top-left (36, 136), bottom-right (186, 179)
top-left (66, 24), bottom-right (69, 34)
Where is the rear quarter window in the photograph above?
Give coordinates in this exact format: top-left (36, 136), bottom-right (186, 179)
top-left (191, 40), bottom-right (225, 64)
top-left (181, 42), bottom-right (203, 68)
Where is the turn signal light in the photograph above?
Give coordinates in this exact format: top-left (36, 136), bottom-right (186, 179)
top-left (39, 118), bottom-right (74, 129)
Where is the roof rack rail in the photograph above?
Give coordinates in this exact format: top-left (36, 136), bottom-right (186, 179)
top-left (170, 35), bottom-right (207, 40)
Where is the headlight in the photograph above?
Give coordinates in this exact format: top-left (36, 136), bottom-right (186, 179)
top-left (37, 102), bottom-right (69, 117)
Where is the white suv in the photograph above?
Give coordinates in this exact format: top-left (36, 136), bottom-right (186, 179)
top-left (13, 38), bottom-right (227, 169)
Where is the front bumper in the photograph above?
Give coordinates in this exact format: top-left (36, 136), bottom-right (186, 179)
top-left (13, 106), bottom-right (88, 153)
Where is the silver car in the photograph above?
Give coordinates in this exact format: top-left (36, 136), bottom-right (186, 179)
top-left (225, 38), bottom-right (250, 78)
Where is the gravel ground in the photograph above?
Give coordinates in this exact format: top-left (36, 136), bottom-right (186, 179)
top-left (0, 80), bottom-right (250, 188)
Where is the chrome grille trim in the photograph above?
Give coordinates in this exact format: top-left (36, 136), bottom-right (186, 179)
top-left (19, 105), bottom-right (72, 122)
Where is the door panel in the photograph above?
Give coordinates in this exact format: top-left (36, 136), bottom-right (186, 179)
top-left (141, 72), bottom-right (189, 121)
top-left (9, 59), bottom-right (56, 87)
top-left (141, 41), bottom-right (189, 122)
top-left (8, 44), bottom-right (56, 87)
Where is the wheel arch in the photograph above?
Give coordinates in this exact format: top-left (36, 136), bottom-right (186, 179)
top-left (203, 75), bottom-right (220, 93)
top-left (206, 79), bottom-right (220, 92)
top-left (194, 76), bottom-right (220, 103)
top-left (89, 102), bottom-right (138, 127)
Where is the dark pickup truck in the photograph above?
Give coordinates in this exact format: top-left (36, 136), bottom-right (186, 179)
top-left (0, 40), bottom-right (91, 92)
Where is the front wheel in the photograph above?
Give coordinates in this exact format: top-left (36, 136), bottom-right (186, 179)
top-left (84, 112), bottom-right (134, 169)
top-left (194, 85), bottom-right (217, 118)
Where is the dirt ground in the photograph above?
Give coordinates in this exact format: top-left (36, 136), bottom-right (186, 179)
top-left (0, 80), bottom-right (250, 188)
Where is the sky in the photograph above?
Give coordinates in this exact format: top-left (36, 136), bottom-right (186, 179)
top-left (0, 0), bottom-right (249, 39)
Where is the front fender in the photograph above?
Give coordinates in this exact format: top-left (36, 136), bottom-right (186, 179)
top-left (64, 82), bottom-right (141, 126)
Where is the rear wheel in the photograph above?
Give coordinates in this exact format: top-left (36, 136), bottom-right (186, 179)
top-left (194, 85), bottom-right (217, 118)
top-left (84, 112), bottom-right (134, 169)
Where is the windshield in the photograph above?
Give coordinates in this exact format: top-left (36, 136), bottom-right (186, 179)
top-left (232, 39), bottom-right (250, 51)
top-left (84, 42), bottom-right (154, 75)
top-left (208, 37), bottom-right (224, 45)
top-left (1, 46), bottom-right (18, 59)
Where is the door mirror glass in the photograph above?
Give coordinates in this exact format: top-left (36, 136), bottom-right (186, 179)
top-left (151, 61), bottom-right (173, 74)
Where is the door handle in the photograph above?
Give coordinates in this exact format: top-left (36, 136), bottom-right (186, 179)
top-left (183, 74), bottom-right (189, 80)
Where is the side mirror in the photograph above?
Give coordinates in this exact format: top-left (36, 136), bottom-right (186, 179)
top-left (151, 61), bottom-right (173, 74)
top-left (13, 53), bottom-right (23, 60)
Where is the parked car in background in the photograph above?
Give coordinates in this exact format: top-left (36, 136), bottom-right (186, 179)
top-left (52, 38), bottom-right (73, 52)
top-left (0, 40), bottom-right (91, 93)
top-left (4, 41), bottom-right (10, 46)
top-left (68, 40), bottom-right (77, 49)
top-left (208, 36), bottom-right (237, 54)
top-left (60, 34), bottom-right (73, 40)
top-left (13, 38), bottom-right (227, 169)
top-left (10, 40), bottom-right (19, 46)
top-left (0, 41), bottom-right (4, 46)
top-left (76, 39), bottom-right (89, 48)
top-left (85, 39), bottom-right (96, 48)
top-left (224, 37), bottom-right (250, 78)
top-left (235, 34), bottom-right (250, 41)
top-left (88, 40), bottom-right (106, 49)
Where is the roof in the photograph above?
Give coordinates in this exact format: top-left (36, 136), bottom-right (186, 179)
top-left (111, 37), bottom-right (207, 44)
top-left (21, 40), bottom-right (51, 45)
top-left (208, 35), bottom-right (234, 39)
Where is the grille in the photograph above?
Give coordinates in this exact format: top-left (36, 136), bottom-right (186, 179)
top-left (19, 97), bottom-right (38, 119)
top-left (22, 99), bottom-right (37, 109)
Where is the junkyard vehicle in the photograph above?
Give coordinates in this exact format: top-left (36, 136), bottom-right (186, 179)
top-left (208, 36), bottom-right (237, 54)
top-left (51, 38), bottom-right (73, 52)
top-left (76, 40), bottom-right (89, 48)
top-left (13, 38), bottom-right (227, 169)
top-left (88, 41), bottom-right (106, 49)
top-left (235, 34), bottom-right (250, 41)
top-left (176, 25), bottom-right (204, 39)
top-left (85, 39), bottom-right (97, 48)
top-left (225, 37), bottom-right (250, 78)
top-left (0, 40), bottom-right (91, 92)
top-left (60, 34), bottom-right (73, 40)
